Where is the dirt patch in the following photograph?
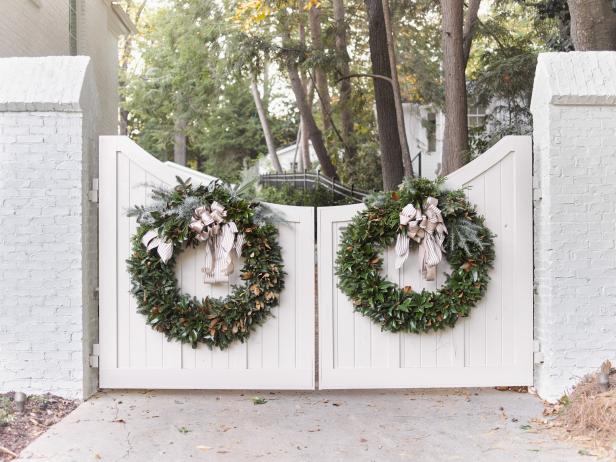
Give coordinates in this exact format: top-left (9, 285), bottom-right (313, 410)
top-left (0, 392), bottom-right (77, 460)
top-left (538, 361), bottom-right (616, 459)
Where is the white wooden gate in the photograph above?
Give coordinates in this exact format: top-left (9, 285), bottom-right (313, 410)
top-left (99, 136), bottom-right (315, 389)
top-left (318, 136), bottom-right (533, 388)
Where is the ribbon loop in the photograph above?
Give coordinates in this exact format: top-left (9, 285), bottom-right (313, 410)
top-left (143, 202), bottom-right (243, 279)
top-left (187, 202), bottom-right (241, 283)
top-left (394, 196), bottom-right (448, 281)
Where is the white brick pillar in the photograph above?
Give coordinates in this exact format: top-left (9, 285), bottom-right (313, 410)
top-left (0, 57), bottom-right (99, 399)
top-left (531, 52), bottom-right (616, 402)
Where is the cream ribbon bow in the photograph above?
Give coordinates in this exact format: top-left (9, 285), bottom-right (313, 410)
top-left (188, 202), bottom-right (244, 282)
top-left (142, 229), bottom-right (174, 264)
top-left (394, 197), bottom-right (448, 281)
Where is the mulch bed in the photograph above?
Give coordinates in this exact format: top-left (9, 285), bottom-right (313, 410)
top-left (537, 361), bottom-right (616, 459)
top-left (0, 392), bottom-right (77, 461)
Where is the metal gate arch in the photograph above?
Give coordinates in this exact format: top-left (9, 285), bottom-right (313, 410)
top-left (99, 136), bottom-right (315, 389)
top-left (318, 136), bottom-right (533, 388)
top-left (99, 135), bottom-right (533, 390)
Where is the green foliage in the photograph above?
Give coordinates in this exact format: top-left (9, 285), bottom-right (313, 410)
top-left (127, 178), bottom-right (285, 350)
top-left (258, 184), bottom-right (357, 206)
top-left (0, 396), bottom-right (14, 426)
top-left (123, 1), bottom-right (296, 183)
top-left (335, 177), bottom-right (495, 334)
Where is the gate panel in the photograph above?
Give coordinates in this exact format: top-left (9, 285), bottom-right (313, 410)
top-left (318, 136), bottom-right (533, 388)
top-left (99, 136), bottom-right (315, 389)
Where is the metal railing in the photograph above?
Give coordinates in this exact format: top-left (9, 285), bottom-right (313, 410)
top-left (259, 171), bottom-right (368, 202)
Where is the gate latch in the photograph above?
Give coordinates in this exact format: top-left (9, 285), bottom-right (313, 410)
top-left (88, 178), bottom-right (99, 203)
top-left (89, 343), bottom-right (100, 368)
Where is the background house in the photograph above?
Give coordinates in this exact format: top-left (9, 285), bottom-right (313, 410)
top-left (261, 102), bottom-right (508, 181)
top-left (258, 142), bottom-right (318, 174)
top-left (0, 0), bottom-right (134, 134)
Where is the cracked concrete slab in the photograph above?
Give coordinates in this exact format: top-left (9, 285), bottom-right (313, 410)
top-left (15, 389), bottom-right (589, 461)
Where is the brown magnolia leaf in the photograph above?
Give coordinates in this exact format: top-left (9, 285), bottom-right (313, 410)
top-left (369, 256), bottom-right (380, 265)
top-left (240, 272), bottom-right (253, 280)
top-left (391, 191), bottom-right (400, 201)
top-left (232, 324), bottom-right (239, 334)
top-left (250, 284), bottom-right (261, 296)
top-left (209, 319), bottom-right (218, 328)
top-left (403, 286), bottom-right (413, 294)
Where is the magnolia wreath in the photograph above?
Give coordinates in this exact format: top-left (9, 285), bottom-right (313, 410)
top-left (335, 178), bottom-right (495, 333)
top-left (127, 178), bottom-right (284, 349)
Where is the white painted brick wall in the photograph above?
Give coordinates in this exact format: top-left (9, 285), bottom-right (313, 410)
top-left (0, 57), bottom-right (99, 400)
top-left (531, 52), bottom-right (616, 402)
top-left (0, 112), bottom-right (85, 398)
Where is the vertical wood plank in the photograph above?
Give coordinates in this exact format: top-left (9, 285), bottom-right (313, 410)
top-left (334, 222), bottom-right (355, 368)
top-left (116, 153), bottom-right (131, 368)
top-left (275, 222), bottom-right (296, 369)
top-left (294, 206), bottom-right (315, 374)
top-left (401, 247), bottom-right (422, 368)
top-left (128, 162), bottom-right (148, 368)
top-left (484, 163), bottom-right (503, 367)
top-left (512, 138), bottom-right (533, 371)
top-left (500, 154), bottom-right (515, 366)
top-left (193, 244), bottom-right (213, 369)
top-left (98, 137), bottom-right (118, 373)
top-left (227, 253), bottom-right (248, 369)
top-left (144, 174), bottom-right (164, 369)
top-left (466, 176), bottom-right (487, 368)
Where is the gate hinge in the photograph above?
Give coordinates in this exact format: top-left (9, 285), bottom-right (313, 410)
top-left (533, 340), bottom-right (544, 364)
top-left (88, 178), bottom-right (99, 203)
top-left (89, 343), bottom-right (100, 368)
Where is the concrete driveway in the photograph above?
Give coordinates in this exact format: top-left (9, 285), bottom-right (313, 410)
top-left (16, 389), bottom-right (589, 462)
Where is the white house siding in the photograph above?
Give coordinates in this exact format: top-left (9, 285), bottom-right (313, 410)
top-left (77, 0), bottom-right (128, 135)
top-left (0, 0), bottom-right (131, 136)
top-left (0, 57), bottom-right (99, 399)
top-left (0, 0), bottom-right (70, 57)
top-left (403, 103), bottom-right (444, 180)
top-left (531, 52), bottom-right (616, 402)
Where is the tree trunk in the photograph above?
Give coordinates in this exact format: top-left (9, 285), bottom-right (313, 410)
top-left (250, 75), bottom-right (283, 173)
top-left (173, 116), bottom-right (187, 166)
top-left (286, 57), bottom-right (338, 179)
top-left (365, 0), bottom-right (404, 190)
top-left (440, 0), bottom-right (469, 175)
top-left (300, 116), bottom-right (311, 171)
top-left (333, 0), bottom-right (357, 162)
top-left (463, 0), bottom-right (482, 65)
top-left (381, 0), bottom-right (412, 178)
top-left (301, 80), bottom-right (315, 170)
top-left (309, 5), bottom-right (333, 132)
top-left (568, 0), bottom-right (616, 50)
